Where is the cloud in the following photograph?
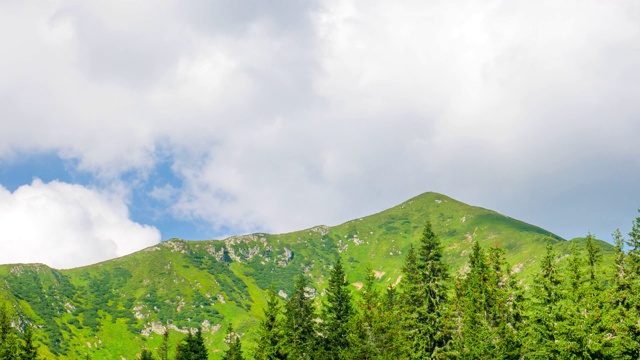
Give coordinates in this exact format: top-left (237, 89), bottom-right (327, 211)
top-left (0, 0), bottom-right (639, 243)
top-left (0, 180), bottom-right (160, 269)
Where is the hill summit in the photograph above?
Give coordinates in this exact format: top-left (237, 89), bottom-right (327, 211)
top-left (0, 192), bottom-right (612, 358)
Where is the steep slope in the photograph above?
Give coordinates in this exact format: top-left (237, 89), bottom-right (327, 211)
top-left (0, 192), bottom-right (614, 359)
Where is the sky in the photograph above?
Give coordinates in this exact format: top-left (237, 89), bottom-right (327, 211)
top-left (1, 0), bottom-right (639, 269)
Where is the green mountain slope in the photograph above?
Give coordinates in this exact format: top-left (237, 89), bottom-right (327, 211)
top-left (0, 192), bottom-right (615, 359)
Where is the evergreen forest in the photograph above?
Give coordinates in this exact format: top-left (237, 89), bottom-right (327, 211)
top-left (1, 193), bottom-right (639, 359)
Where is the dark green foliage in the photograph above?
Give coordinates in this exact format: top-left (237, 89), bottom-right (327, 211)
top-left (348, 268), bottom-right (402, 359)
top-left (21, 327), bottom-right (39, 360)
top-left (175, 328), bottom-right (208, 360)
top-left (627, 211), bottom-right (640, 274)
top-left (0, 305), bottom-right (20, 360)
top-left (253, 288), bottom-right (284, 360)
top-left (399, 222), bottom-right (451, 359)
top-left (189, 250), bottom-right (252, 310)
top-left (522, 240), bottom-right (565, 358)
top-left (222, 325), bottom-right (244, 360)
top-left (4, 199), bottom-right (640, 359)
top-left (586, 232), bottom-right (602, 284)
top-left (320, 258), bottom-right (353, 359)
top-left (141, 349), bottom-right (155, 360)
top-left (4, 268), bottom-right (71, 355)
top-left (158, 330), bottom-right (169, 360)
top-left (282, 274), bottom-right (317, 359)
top-left (453, 242), bottom-right (523, 358)
top-left (0, 305), bottom-right (39, 360)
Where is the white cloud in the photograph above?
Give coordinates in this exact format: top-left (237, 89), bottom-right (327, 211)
top-left (0, 180), bottom-right (160, 269)
top-left (0, 0), bottom-right (639, 241)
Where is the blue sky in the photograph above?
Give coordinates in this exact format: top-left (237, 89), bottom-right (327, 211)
top-left (1, 0), bottom-right (639, 268)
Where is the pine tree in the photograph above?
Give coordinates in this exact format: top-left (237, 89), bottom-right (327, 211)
top-left (399, 222), bottom-right (451, 359)
top-left (20, 326), bottom-right (39, 360)
top-left (349, 268), bottom-right (379, 360)
top-left (609, 212), bottom-right (640, 358)
top-left (522, 240), bottom-right (564, 358)
top-left (158, 329), bottom-right (169, 360)
top-left (454, 241), bottom-right (492, 358)
top-left (567, 242), bottom-right (582, 293)
top-left (612, 229), bottom-right (629, 301)
top-left (453, 242), bottom-right (522, 359)
top-left (626, 211), bottom-right (640, 357)
top-left (141, 349), bottom-right (155, 360)
top-left (603, 228), bottom-right (639, 358)
top-left (585, 232), bottom-right (602, 285)
top-left (282, 274), bottom-right (317, 360)
top-left (175, 328), bottom-right (208, 360)
top-left (488, 246), bottom-right (523, 359)
top-left (192, 329), bottom-right (208, 360)
top-left (348, 267), bottom-right (402, 359)
top-left (627, 211), bottom-right (640, 274)
top-left (222, 325), bottom-right (244, 360)
top-left (557, 236), bottom-right (607, 358)
top-left (254, 287), bottom-right (284, 360)
top-left (320, 258), bottom-right (353, 359)
top-left (174, 332), bottom-right (192, 360)
top-left (0, 305), bottom-right (20, 360)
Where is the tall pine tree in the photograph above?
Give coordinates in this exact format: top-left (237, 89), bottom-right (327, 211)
top-left (348, 268), bottom-right (402, 359)
top-left (222, 325), bottom-right (244, 360)
top-left (0, 305), bottom-right (20, 360)
top-left (21, 327), bottom-right (39, 360)
top-left (254, 287), bottom-right (284, 360)
top-left (157, 329), bottom-right (169, 360)
top-left (522, 240), bottom-right (564, 358)
top-left (453, 242), bottom-right (522, 359)
top-left (400, 222), bottom-right (451, 359)
top-left (320, 258), bottom-right (353, 359)
top-left (282, 274), bottom-right (317, 359)
top-left (175, 328), bottom-right (208, 360)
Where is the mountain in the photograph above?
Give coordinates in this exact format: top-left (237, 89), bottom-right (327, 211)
top-left (0, 192), bottom-right (615, 359)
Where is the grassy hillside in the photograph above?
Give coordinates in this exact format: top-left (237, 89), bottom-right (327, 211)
top-left (0, 192), bottom-right (615, 359)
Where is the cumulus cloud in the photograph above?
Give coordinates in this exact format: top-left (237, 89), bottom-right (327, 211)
top-left (0, 0), bottom-right (639, 243)
top-left (0, 180), bottom-right (160, 269)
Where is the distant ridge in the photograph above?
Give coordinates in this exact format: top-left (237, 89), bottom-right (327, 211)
top-left (0, 191), bottom-right (613, 358)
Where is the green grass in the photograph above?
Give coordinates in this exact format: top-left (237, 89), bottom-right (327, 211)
top-left (0, 191), bottom-right (617, 359)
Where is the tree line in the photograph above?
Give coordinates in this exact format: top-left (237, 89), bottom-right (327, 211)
top-left (2, 211), bottom-right (640, 359)
top-left (246, 213), bottom-right (640, 359)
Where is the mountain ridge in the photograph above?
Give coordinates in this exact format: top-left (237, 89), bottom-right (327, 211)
top-left (0, 191), bottom-right (614, 359)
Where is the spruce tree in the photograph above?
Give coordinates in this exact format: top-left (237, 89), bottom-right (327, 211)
top-left (174, 332), bottom-right (192, 360)
top-left (400, 222), bottom-right (451, 359)
top-left (603, 228), bottom-right (639, 358)
top-left (175, 329), bottom-right (208, 360)
top-left (585, 232), bottom-right (602, 284)
top-left (158, 329), bottom-right (169, 360)
top-left (0, 305), bottom-right (20, 360)
top-left (488, 246), bottom-right (523, 359)
top-left (21, 326), bottom-right (39, 360)
top-left (348, 267), bottom-right (401, 359)
top-left (254, 287), bottom-right (284, 360)
top-left (141, 349), bottom-right (155, 360)
top-left (282, 274), bottom-right (317, 359)
top-left (222, 325), bottom-right (244, 360)
top-left (454, 241), bottom-right (491, 358)
top-left (192, 328), bottom-right (208, 360)
top-left (453, 242), bottom-right (522, 359)
top-left (612, 229), bottom-right (629, 302)
top-left (522, 240), bottom-right (564, 358)
top-left (627, 210), bottom-right (640, 274)
top-left (320, 258), bottom-right (353, 359)
top-left (626, 212), bottom-right (640, 357)
top-left (567, 242), bottom-right (582, 293)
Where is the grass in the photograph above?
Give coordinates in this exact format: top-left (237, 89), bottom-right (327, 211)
top-left (0, 191), bottom-right (618, 359)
